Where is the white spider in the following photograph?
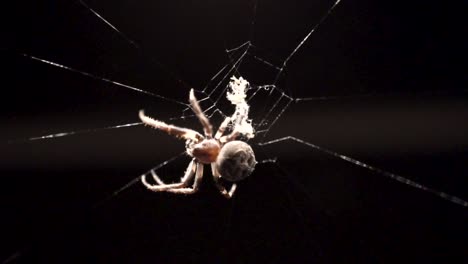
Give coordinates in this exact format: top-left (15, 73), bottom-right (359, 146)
top-left (139, 88), bottom-right (257, 198)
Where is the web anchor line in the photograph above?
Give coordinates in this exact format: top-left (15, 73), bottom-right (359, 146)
top-left (77, 0), bottom-right (193, 91)
top-left (78, 0), bottom-right (139, 49)
top-left (7, 122), bottom-right (143, 144)
top-left (23, 54), bottom-right (188, 106)
top-left (274, 0), bottom-right (343, 84)
top-left (258, 136), bottom-right (468, 208)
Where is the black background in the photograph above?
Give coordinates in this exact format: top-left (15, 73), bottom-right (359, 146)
top-left (2, 0), bottom-right (468, 263)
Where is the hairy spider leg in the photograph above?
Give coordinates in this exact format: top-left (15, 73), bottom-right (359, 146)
top-left (215, 115), bottom-right (240, 144)
top-left (221, 131), bottom-right (239, 144)
top-left (139, 110), bottom-right (204, 142)
top-left (150, 170), bottom-right (165, 185)
top-left (215, 117), bottom-right (231, 140)
top-left (142, 159), bottom-right (197, 191)
top-left (149, 159), bottom-right (197, 186)
top-left (164, 162), bottom-right (204, 194)
top-left (211, 163), bottom-right (237, 199)
top-left (189, 89), bottom-right (213, 138)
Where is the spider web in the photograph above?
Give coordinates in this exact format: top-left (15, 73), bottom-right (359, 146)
top-left (2, 0), bottom-right (468, 262)
top-left (5, 0), bottom-right (465, 207)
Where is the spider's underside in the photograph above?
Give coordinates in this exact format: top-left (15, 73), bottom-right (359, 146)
top-left (139, 89), bottom-right (257, 198)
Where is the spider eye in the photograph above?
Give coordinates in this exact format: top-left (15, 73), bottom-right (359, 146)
top-left (216, 141), bottom-right (256, 182)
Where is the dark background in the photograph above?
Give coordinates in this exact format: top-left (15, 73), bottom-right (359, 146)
top-left (1, 0), bottom-right (467, 263)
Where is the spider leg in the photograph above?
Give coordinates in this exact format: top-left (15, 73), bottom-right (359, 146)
top-left (219, 131), bottom-right (239, 144)
top-left (139, 110), bottom-right (204, 142)
top-left (150, 170), bottom-right (165, 185)
top-left (165, 163), bottom-right (204, 194)
top-left (219, 118), bottom-right (241, 143)
top-left (211, 163), bottom-right (237, 199)
top-left (189, 89), bottom-right (213, 138)
top-left (141, 159), bottom-right (196, 191)
top-left (214, 117), bottom-right (231, 140)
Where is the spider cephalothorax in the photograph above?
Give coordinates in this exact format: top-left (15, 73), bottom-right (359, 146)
top-left (188, 138), bottom-right (220, 164)
top-left (139, 88), bottom-right (256, 198)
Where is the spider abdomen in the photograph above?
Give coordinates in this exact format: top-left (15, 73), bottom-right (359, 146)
top-left (216, 141), bottom-right (257, 182)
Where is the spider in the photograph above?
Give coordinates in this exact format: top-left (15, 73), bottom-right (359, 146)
top-left (138, 89), bottom-right (257, 198)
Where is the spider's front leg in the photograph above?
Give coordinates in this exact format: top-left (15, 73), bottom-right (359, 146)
top-left (216, 116), bottom-right (242, 143)
top-left (215, 117), bottom-right (231, 141)
top-left (139, 110), bottom-right (203, 142)
top-left (189, 89), bottom-right (213, 138)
